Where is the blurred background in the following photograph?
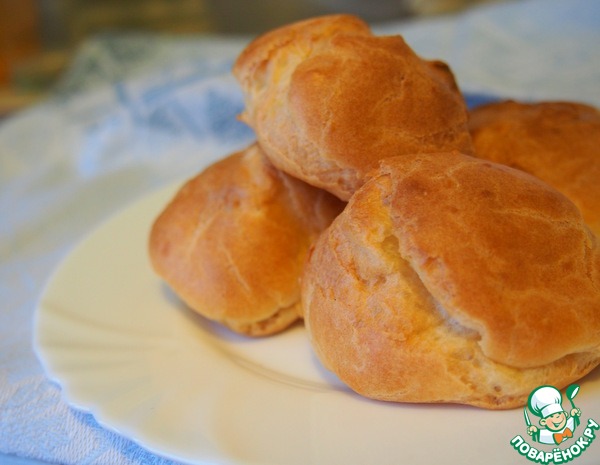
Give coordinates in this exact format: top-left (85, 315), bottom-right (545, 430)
top-left (0, 0), bottom-right (505, 117)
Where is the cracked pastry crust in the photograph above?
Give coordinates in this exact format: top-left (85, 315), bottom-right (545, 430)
top-left (233, 14), bottom-right (473, 201)
top-left (149, 144), bottom-right (345, 336)
top-left (302, 151), bottom-right (600, 409)
top-left (469, 100), bottom-right (600, 236)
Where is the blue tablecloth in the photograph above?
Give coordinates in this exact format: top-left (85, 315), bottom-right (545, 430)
top-left (1, 0), bottom-right (599, 463)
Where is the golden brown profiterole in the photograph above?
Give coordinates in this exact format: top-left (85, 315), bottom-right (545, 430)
top-left (302, 151), bottom-right (600, 409)
top-left (233, 14), bottom-right (473, 201)
top-left (150, 143), bottom-right (345, 336)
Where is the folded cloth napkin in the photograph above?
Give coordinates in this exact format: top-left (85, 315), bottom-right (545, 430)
top-left (1, 0), bottom-right (599, 464)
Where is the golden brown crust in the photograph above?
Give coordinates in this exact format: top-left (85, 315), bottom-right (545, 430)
top-left (149, 144), bottom-right (345, 336)
top-left (233, 14), bottom-right (473, 201)
top-left (234, 14), bottom-right (371, 92)
top-left (302, 151), bottom-right (600, 409)
top-left (469, 100), bottom-right (600, 236)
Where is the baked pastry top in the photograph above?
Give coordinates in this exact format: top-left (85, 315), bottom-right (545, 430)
top-left (149, 144), bottom-right (345, 336)
top-left (233, 14), bottom-right (473, 200)
top-left (302, 150), bottom-right (600, 408)
top-left (469, 100), bottom-right (600, 236)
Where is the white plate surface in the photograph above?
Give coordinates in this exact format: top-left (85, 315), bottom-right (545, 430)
top-left (34, 182), bottom-right (600, 465)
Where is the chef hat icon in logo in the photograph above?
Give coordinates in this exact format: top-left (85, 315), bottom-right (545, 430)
top-left (528, 386), bottom-right (565, 418)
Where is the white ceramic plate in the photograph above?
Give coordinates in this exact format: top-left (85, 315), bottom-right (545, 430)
top-left (34, 183), bottom-right (600, 465)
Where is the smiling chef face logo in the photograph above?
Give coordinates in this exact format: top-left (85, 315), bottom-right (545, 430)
top-left (525, 385), bottom-right (581, 445)
top-left (510, 384), bottom-right (599, 464)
